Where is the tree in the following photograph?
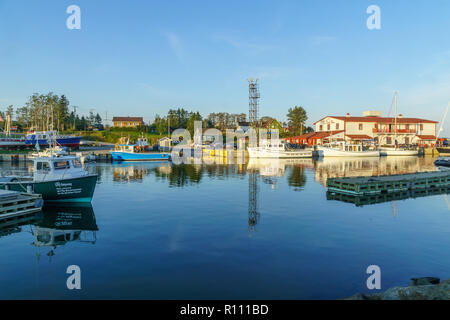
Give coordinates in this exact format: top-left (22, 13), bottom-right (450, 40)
top-left (287, 106), bottom-right (308, 136)
top-left (153, 115), bottom-right (168, 136)
top-left (6, 105), bottom-right (14, 120)
top-left (187, 112), bottom-right (202, 137)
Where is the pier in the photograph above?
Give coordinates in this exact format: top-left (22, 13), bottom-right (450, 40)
top-left (0, 190), bottom-right (43, 222)
top-left (326, 171), bottom-right (450, 196)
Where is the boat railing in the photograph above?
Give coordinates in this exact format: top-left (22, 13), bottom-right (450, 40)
top-left (0, 169), bottom-right (32, 178)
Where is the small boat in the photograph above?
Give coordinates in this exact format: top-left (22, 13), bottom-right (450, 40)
top-left (0, 151), bottom-right (98, 203)
top-left (248, 141), bottom-right (313, 158)
top-left (379, 147), bottom-right (419, 156)
top-left (318, 142), bottom-right (380, 157)
top-left (111, 143), bottom-right (170, 161)
top-left (434, 157), bottom-right (450, 168)
top-left (25, 131), bottom-right (81, 148)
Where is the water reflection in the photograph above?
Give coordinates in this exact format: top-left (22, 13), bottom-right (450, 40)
top-left (327, 187), bottom-right (450, 207)
top-left (247, 158), bottom-right (313, 190)
top-left (32, 204), bottom-right (98, 260)
top-left (314, 156), bottom-right (437, 186)
top-left (111, 162), bottom-right (167, 183)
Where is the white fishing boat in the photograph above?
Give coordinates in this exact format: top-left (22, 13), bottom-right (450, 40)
top-left (248, 141), bottom-right (313, 158)
top-left (318, 142), bottom-right (380, 157)
top-left (379, 147), bottom-right (418, 156)
top-left (378, 92), bottom-right (419, 156)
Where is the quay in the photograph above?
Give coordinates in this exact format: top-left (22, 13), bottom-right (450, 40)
top-left (0, 148), bottom-right (114, 163)
top-left (0, 190), bottom-right (43, 222)
top-left (327, 171), bottom-right (450, 196)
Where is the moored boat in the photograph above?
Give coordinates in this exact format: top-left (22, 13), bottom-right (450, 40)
top-left (111, 143), bottom-right (170, 161)
top-left (318, 142), bottom-right (380, 157)
top-left (248, 141), bottom-right (313, 158)
top-left (0, 152), bottom-right (97, 202)
top-left (25, 131), bottom-right (81, 148)
top-left (379, 147), bottom-right (419, 156)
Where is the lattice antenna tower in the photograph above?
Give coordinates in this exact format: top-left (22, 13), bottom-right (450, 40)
top-left (248, 78), bottom-right (260, 127)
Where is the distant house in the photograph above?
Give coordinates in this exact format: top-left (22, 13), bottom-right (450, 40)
top-left (112, 117), bottom-right (144, 128)
top-left (261, 118), bottom-right (283, 134)
top-left (236, 121), bottom-right (250, 132)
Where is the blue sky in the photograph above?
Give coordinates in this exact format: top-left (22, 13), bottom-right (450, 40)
top-left (0, 0), bottom-right (449, 133)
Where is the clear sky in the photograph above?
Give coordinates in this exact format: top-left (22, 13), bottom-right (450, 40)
top-left (0, 0), bottom-right (449, 133)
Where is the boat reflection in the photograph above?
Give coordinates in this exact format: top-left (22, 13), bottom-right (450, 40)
top-left (32, 204), bottom-right (98, 259)
top-left (315, 156), bottom-right (437, 186)
top-left (247, 158), bottom-right (313, 189)
top-left (112, 161), bottom-right (170, 183)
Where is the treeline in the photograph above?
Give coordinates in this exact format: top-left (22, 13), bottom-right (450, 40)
top-left (151, 109), bottom-right (247, 136)
top-left (2, 92), bottom-right (103, 132)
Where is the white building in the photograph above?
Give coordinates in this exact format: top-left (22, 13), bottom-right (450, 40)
top-left (309, 111), bottom-right (437, 146)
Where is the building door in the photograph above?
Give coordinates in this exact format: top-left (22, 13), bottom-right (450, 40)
top-left (405, 137), bottom-right (409, 145)
top-left (386, 137), bottom-right (392, 145)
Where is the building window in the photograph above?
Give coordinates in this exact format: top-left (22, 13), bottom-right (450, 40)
top-left (420, 124), bottom-right (423, 131)
top-left (386, 137), bottom-right (392, 145)
top-left (406, 124), bottom-right (410, 131)
top-left (327, 124), bottom-right (330, 130)
top-left (319, 125), bottom-right (323, 131)
top-left (336, 123), bottom-right (339, 130)
top-left (359, 124), bottom-right (363, 130)
top-left (405, 137), bottom-right (409, 144)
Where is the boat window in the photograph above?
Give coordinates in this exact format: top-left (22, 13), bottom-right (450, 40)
top-left (54, 160), bottom-right (70, 170)
top-left (36, 162), bottom-right (50, 172)
top-left (72, 159), bottom-right (82, 168)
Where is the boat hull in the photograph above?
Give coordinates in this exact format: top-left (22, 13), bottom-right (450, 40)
top-left (379, 148), bottom-right (419, 156)
top-left (248, 148), bottom-right (313, 158)
top-left (318, 146), bottom-right (380, 157)
top-left (111, 151), bottom-right (170, 161)
top-left (0, 175), bottom-right (98, 203)
top-left (25, 136), bottom-right (81, 148)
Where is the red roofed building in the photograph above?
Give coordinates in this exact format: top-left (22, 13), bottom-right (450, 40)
top-left (286, 111), bottom-right (438, 147)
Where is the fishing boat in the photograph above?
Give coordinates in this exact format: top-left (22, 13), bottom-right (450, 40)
top-left (25, 131), bottom-right (81, 148)
top-left (0, 150), bottom-right (97, 202)
top-left (248, 141), bottom-right (313, 158)
top-left (318, 142), bottom-right (380, 157)
top-left (377, 92), bottom-right (419, 156)
top-left (111, 143), bottom-right (170, 161)
top-left (379, 147), bottom-right (419, 156)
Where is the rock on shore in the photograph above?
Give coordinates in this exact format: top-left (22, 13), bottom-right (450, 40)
top-left (346, 278), bottom-right (450, 300)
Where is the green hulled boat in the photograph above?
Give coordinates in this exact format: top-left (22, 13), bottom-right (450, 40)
top-left (0, 151), bottom-right (97, 203)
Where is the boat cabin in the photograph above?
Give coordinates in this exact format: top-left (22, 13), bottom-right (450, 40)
top-left (33, 155), bottom-right (88, 181)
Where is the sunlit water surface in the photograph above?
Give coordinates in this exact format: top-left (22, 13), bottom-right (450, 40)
top-left (0, 156), bottom-right (448, 299)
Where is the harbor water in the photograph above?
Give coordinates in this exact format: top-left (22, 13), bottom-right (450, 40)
top-left (0, 156), bottom-right (449, 299)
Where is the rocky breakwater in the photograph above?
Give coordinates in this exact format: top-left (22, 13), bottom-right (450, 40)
top-left (346, 277), bottom-right (450, 300)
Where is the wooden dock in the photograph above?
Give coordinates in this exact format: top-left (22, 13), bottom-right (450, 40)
top-left (327, 171), bottom-right (450, 196)
top-left (0, 190), bottom-right (43, 222)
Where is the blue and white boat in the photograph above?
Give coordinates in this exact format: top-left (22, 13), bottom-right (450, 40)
top-left (25, 131), bottom-right (81, 148)
top-left (111, 144), bottom-right (170, 161)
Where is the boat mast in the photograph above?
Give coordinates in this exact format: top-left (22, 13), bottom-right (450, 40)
top-left (435, 102), bottom-right (450, 146)
top-left (394, 91), bottom-right (398, 146)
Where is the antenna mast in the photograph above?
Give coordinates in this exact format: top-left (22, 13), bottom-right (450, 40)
top-left (248, 78), bottom-right (260, 127)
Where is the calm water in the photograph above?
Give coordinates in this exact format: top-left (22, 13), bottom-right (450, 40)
top-left (0, 156), bottom-right (449, 299)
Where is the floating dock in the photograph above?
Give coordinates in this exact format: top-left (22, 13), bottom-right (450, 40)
top-left (326, 171), bottom-right (450, 196)
top-left (0, 190), bottom-right (43, 221)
